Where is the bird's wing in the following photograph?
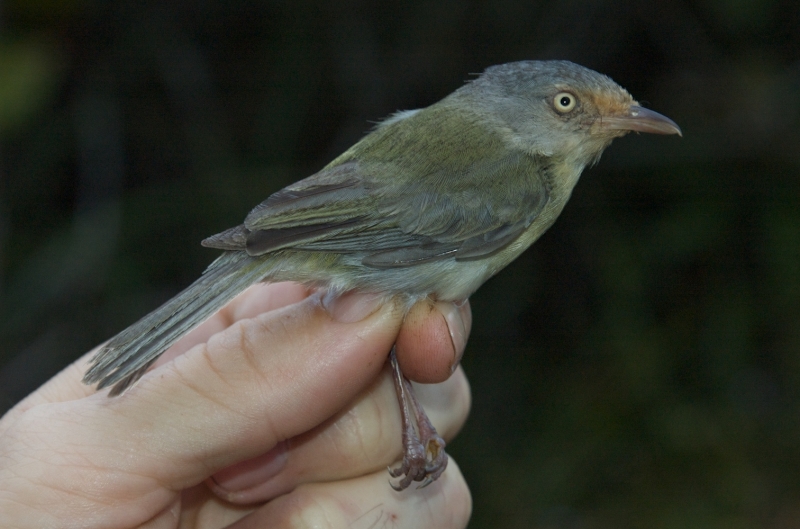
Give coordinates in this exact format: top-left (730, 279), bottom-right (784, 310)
top-left (203, 151), bottom-right (550, 267)
top-left (202, 160), bottom-right (380, 254)
top-left (360, 150), bottom-right (550, 266)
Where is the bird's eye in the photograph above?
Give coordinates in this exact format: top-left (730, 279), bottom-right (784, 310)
top-left (553, 92), bottom-right (577, 113)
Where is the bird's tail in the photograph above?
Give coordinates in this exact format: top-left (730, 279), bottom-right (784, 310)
top-left (83, 251), bottom-right (268, 396)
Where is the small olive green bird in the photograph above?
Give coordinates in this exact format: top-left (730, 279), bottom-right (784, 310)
top-left (84, 60), bottom-right (681, 490)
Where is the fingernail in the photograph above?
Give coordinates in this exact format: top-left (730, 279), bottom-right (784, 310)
top-left (322, 290), bottom-right (384, 323)
top-left (434, 299), bottom-right (471, 372)
top-left (207, 442), bottom-right (288, 498)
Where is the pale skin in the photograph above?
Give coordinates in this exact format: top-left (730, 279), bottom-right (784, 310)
top-left (0, 283), bottom-right (472, 528)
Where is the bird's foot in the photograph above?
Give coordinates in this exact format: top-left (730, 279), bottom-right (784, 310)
top-left (388, 347), bottom-right (449, 491)
top-left (388, 427), bottom-right (448, 491)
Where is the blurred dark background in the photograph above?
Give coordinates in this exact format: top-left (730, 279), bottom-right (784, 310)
top-left (2, 0), bottom-right (800, 527)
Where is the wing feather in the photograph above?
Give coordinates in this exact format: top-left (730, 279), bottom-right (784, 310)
top-left (202, 107), bottom-right (552, 267)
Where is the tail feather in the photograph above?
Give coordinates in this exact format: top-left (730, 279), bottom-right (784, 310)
top-left (83, 251), bottom-right (268, 395)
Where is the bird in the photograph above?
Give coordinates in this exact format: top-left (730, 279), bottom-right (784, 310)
top-left (83, 60), bottom-right (681, 490)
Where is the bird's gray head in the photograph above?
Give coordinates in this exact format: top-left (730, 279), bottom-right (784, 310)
top-left (457, 60), bottom-right (681, 168)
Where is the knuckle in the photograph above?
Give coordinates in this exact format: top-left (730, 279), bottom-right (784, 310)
top-left (444, 469), bottom-right (473, 528)
top-left (450, 369), bottom-right (472, 432)
top-left (328, 384), bottom-right (397, 468)
top-left (277, 490), bottom-right (343, 529)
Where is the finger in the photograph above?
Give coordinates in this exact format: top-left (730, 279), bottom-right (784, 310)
top-left (162, 282), bottom-right (313, 361)
top-left (395, 299), bottom-right (472, 383)
top-left (90, 292), bottom-right (402, 484)
top-left (0, 293), bottom-right (403, 527)
top-left (2, 282), bottom-right (313, 415)
top-left (207, 366), bottom-right (471, 504)
top-left (134, 497), bottom-right (181, 529)
top-left (167, 485), bottom-right (251, 529)
top-left (226, 459), bottom-right (472, 529)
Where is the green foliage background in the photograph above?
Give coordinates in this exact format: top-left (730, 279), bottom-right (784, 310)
top-left (2, 1), bottom-right (800, 527)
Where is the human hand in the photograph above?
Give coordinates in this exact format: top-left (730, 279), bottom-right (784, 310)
top-left (0, 283), bottom-right (472, 528)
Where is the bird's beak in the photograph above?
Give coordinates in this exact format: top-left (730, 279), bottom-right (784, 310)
top-left (600, 105), bottom-right (682, 136)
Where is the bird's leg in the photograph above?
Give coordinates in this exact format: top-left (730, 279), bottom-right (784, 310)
top-left (388, 346), bottom-right (448, 490)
